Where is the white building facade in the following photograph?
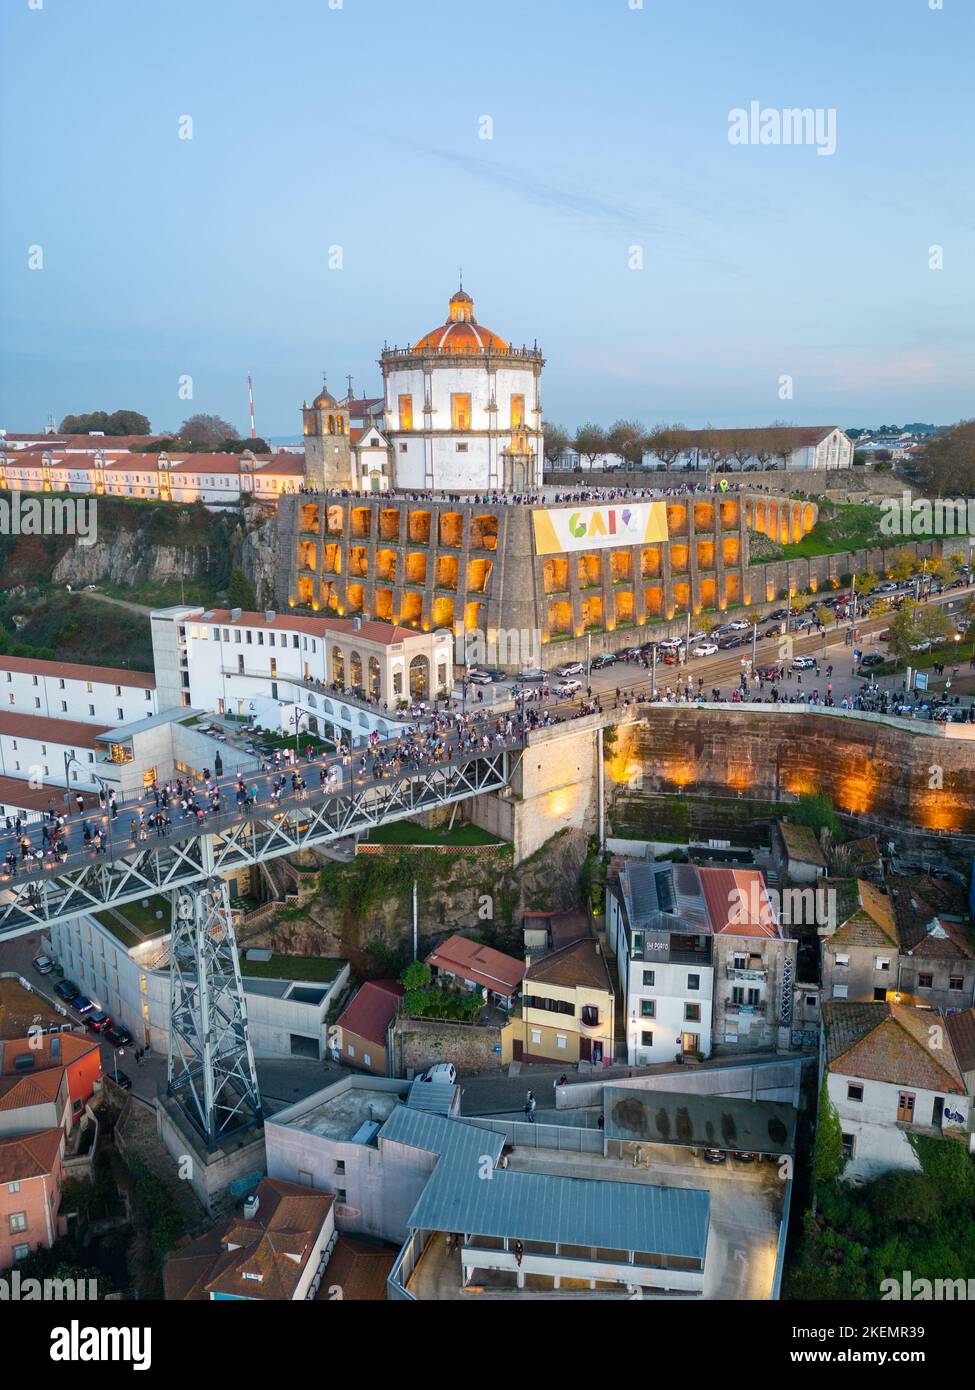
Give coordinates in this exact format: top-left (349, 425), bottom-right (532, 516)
top-left (380, 288), bottom-right (544, 494)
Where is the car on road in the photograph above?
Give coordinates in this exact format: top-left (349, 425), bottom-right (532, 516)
top-left (693, 642), bottom-right (719, 657)
top-left (703, 1148), bottom-right (728, 1165)
top-left (556, 663), bottom-right (584, 677)
top-left (879, 581), bottom-right (899, 592)
top-left (718, 634), bottom-right (746, 649)
top-left (591, 654), bottom-right (616, 670)
top-left (32, 955), bottom-right (55, 975)
top-left (860, 653), bottom-right (885, 668)
top-left (105, 1025), bottom-right (133, 1048)
top-left (557, 680), bottom-right (583, 695)
top-left (85, 1011), bottom-right (112, 1033)
top-left (467, 670), bottom-right (493, 685)
top-left (876, 629), bottom-right (892, 641)
top-left (727, 619), bottom-right (751, 631)
top-left (687, 631), bottom-right (707, 645)
top-left (621, 647), bottom-right (643, 659)
top-left (517, 668), bottom-right (547, 682)
top-left (661, 652), bottom-right (680, 665)
top-left (791, 656), bottom-right (816, 670)
top-left (71, 995), bottom-right (95, 1015)
top-left (54, 979), bottom-right (80, 1003)
top-left (108, 1071), bottom-right (132, 1091)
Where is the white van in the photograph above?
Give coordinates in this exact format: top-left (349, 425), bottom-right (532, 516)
top-left (421, 1063), bottom-right (457, 1085)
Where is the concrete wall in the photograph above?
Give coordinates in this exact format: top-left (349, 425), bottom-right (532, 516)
top-left (393, 1016), bottom-right (505, 1076)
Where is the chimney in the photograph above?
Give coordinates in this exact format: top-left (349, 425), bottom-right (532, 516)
top-left (353, 616), bottom-right (362, 632)
top-left (265, 610), bottom-right (276, 623)
top-left (230, 607), bottom-right (242, 622)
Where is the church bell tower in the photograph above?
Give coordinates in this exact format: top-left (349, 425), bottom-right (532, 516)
top-left (302, 378), bottom-right (354, 490)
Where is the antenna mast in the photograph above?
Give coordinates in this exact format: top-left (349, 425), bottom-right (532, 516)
top-left (247, 372), bottom-right (256, 440)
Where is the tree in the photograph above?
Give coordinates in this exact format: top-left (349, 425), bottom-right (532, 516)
top-left (886, 600), bottom-right (922, 664)
top-left (646, 422), bottom-right (687, 471)
top-left (791, 791), bottom-right (841, 841)
top-left (726, 429), bottom-right (754, 472)
top-left (222, 436), bottom-right (271, 455)
top-left (698, 425), bottom-right (730, 471)
top-left (179, 413), bottom-right (240, 447)
top-left (573, 422), bottom-right (609, 468)
top-left (854, 572), bottom-right (878, 601)
top-left (400, 960), bottom-right (432, 991)
top-left (815, 604), bottom-right (832, 629)
top-left (607, 418), bottom-right (647, 469)
top-left (890, 548), bottom-right (917, 583)
top-left (918, 419), bottom-right (975, 496)
top-left (227, 569), bottom-right (256, 610)
top-left (811, 1076), bottom-right (846, 1205)
top-left (58, 409), bottom-right (151, 436)
top-left (542, 422), bottom-right (571, 467)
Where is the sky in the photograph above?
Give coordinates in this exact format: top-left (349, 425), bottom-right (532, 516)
top-left (1, 0), bottom-right (973, 438)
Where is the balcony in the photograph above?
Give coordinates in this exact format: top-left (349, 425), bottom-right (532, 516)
top-left (726, 965), bottom-right (768, 982)
top-left (724, 1000), bottom-right (766, 1015)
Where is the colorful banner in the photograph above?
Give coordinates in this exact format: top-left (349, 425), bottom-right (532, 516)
top-left (532, 501), bottom-right (668, 555)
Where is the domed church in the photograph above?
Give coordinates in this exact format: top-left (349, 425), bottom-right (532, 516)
top-left (381, 285), bottom-right (544, 493)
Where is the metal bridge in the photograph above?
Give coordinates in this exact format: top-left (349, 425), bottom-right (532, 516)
top-left (0, 741), bottom-right (521, 941)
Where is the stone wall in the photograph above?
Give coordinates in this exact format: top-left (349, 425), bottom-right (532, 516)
top-left (392, 1015), bottom-right (505, 1076)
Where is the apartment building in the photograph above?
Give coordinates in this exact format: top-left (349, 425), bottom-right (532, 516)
top-left (704, 868), bottom-right (798, 1054)
top-left (514, 934), bottom-right (615, 1066)
top-left (822, 880), bottom-right (900, 1004)
top-left (607, 859), bottom-right (715, 1065)
top-left (0, 1129), bottom-right (67, 1269)
top-left (0, 656), bottom-right (156, 727)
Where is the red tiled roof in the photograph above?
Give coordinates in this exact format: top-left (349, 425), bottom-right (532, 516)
top-left (0, 1066), bottom-right (65, 1111)
top-left (426, 934), bottom-right (525, 994)
top-left (699, 867), bottom-right (781, 938)
top-left (337, 980), bottom-right (403, 1048)
top-left (0, 1128), bottom-right (64, 1183)
top-left (824, 1001), bottom-right (966, 1093)
top-left (203, 609), bottom-right (421, 646)
top-left (0, 1033), bottom-right (100, 1073)
top-left (0, 655), bottom-right (155, 689)
top-left (0, 711), bottom-right (111, 748)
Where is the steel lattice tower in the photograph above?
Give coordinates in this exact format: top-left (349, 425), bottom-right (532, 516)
top-left (167, 879), bottom-right (262, 1150)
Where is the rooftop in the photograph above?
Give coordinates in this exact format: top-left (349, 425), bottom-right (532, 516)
top-left (0, 655), bottom-right (155, 690)
top-left (282, 1081), bottom-right (404, 1144)
top-left (602, 1086), bottom-right (796, 1155)
top-left (823, 1001), bottom-right (968, 1093)
top-left (426, 934), bottom-right (526, 995)
top-left (336, 979), bottom-right (404, 1049)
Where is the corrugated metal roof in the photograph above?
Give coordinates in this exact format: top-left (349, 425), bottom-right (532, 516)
top-left (407, 1076), bottom-right (458, 1115)
top-left (378, 1106), bottom-right (709, 1258)
top-left (602, 1087), bottom-right (796, 1155)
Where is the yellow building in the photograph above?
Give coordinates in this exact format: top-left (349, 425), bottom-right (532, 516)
top-left (504, 936), bottom-right (616, 1066)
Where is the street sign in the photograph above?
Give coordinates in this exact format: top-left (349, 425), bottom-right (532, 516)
top-left (914, 672), bottom-right (929, 691)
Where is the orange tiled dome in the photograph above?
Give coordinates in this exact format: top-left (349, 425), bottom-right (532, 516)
top-left (412, 287), bottom-right (509, 354)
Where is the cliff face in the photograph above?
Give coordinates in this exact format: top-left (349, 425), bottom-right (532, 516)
top-left (240, 510), bottom-right (281, 609)
top-left (52, 536), bottom-right (213, 588)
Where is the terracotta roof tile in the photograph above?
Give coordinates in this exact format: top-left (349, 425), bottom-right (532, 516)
top-left (0, 1128), bottom-right (64, 1183)
top-left (0, 655), bottom-right (155, 689)
top-left (336, 980), bottom-right (403, 1048)
top-left (426, 934), bottom-right (525, 994)
top-left (824, 1001), bottom-right (966, 1093)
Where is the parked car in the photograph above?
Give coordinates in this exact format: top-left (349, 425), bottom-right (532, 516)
top-left (85, 1011), bottom-right (112, 1033)
top-left (717, 634), bottom-right (745, 650)
top-left (556, 663), bottom-right (584, 677)
top-left (733, 1151), bottom-right (758, 1163)
top-left (876, 629), bottom-right (892, 641)
top-left (54, 979), bottom-right (80, 1003)
top-left (105, 1025), bottom-right (133, 1048)
top-left (467, 669), bottom-right (493, 685)
top-left (421, 1063), bottom-right (457, 1085)
top-left (727, 619), bottom-right (751, 631)
top-left (703, 1148), bottom-right (728, 1165)
top-left (693, 642), bottom-right (719, 657)
top-left (108, 1070), bottom-right (132, 1091)
top-left (71, 995), bottom-right (95, 1015)
top-left (518, 668), bottom-right (547, 682)
top-left (860, 653), bottom-right (885, 668)
top-left (591, 654), bottom-right (616, 670)
top-left (32, 955), bottom-right (55, 975)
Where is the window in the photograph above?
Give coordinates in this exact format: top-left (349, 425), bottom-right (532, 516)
top-left (456, 443), bottom-right (469, 453)
top-left (642, 969), bottom-right (655, 987)
top-left (556, 1034), bottom-right (567, 1050)
top-left (12, 1244), bottom-right (29, 1263)
top-left (399, 442), bottom-right (407, 453)
top-left (530, 1029), bottom-right (541, 1045)
top-left (834, 953), bottom-right (850, 968)
top-left (841, 1133), bottom-right (855, 1161)
top-left (897, 1092), bottom-right (916, 1123)
top-left (640, 999), bottom-right (655, 1018)
top-left (805, 994), bottom-right (818, 1008)
top-left (7, 1181), bottom-right (20, 1194)
top-left (451, 393), bottom-right (472, 430)
top-left (832, 984), bottom-right (849, 1000)
top-left (949, 976), bottom-right (964, 991)
top-left (363, 1054), bottom-right (372, 1068)
top-left (8, 1212), bottom-right (28, 1234)
top-left (918, 973), bottom-right (934, 989)
top-left (398, 395), bottom-right (413, 430)
top-left (334, 1161), bottom-right (345, 1176)
top-left (684, 1003), bottom-right (701, 1022)
top-left (687, 973), bottom-right (700, 990)
top-left (346, 1044), bottom-right (355, 1057)
top-left (847, 1083), bottom-right (864, 1103)
top-left (640, 1031), bottom-right (653, 1047)
top-left (875, 956), bottom-right (891, 972)
top-left (511, 394), bottom-right (525, 428)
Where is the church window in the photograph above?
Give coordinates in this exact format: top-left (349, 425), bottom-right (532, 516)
top-left (451, 394), bottom-right (472, 430)
top-left (398, 395), bottom-right (413, 431)
top-left (511, 394), bottom-right (525, 428)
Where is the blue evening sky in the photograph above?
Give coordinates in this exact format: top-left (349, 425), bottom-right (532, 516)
top-left (1, 0), bottom-right (972, 437)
